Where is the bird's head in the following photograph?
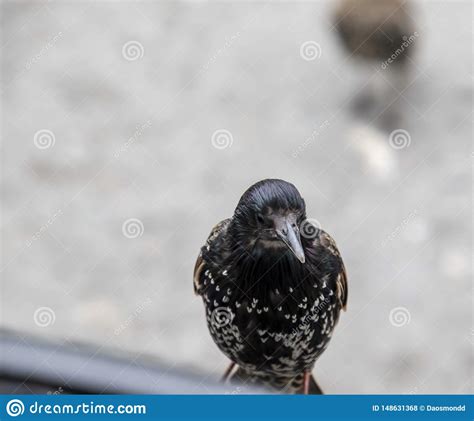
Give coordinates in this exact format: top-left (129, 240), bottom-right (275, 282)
top-left (231, 179), bottom-right (307, 264)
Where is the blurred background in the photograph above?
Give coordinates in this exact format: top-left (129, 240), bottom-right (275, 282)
top-left (1, 0), bottom-right (472, 394)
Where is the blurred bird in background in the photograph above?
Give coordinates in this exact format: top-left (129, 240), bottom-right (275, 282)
top-left (194, 179), bottom-right (348, 394)
top-left (333, 0), bottom-right (417, 128)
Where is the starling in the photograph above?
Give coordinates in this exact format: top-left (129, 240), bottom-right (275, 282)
top-left (333, 0), bottom-right (416, 65)
top-left (333, 0), bottom-right (417, 128)
top-left (194, 179), bottom-right (348, 394)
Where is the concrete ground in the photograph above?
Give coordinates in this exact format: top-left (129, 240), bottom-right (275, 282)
top-left (1, 0), bottom-right (472, 393)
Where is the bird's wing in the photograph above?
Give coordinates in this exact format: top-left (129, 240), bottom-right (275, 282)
top-left (193, 218), bottom-right (231, 296)
top-left (193, 255), bottom-right (205, 296)
top-left (317, 230), bottom-right (348, 311)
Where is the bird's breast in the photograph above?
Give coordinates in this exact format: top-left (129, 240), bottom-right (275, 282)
top-left (202, 272), bottom-right (341, 372)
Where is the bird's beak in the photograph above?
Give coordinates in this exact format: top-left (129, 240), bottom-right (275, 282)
top-left (276, 219), bottom-right (306, 264)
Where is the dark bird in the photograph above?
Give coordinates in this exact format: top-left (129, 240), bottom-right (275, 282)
top-left (333, 0), bottom-right (417, 127)
top-left (333, 0), bottom-right (416, 65)
top-left (194, 179), bottom-right (348, 394)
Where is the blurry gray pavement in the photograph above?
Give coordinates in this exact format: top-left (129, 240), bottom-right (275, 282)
top-left (1, 0), bottom-right (472, 393)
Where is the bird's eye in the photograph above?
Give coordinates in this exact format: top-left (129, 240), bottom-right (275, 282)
top-left (256, 214), bottom-right (265, 225)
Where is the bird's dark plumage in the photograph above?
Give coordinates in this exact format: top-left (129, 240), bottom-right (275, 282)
top-left (194, 179), bottom-right (347, 393)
